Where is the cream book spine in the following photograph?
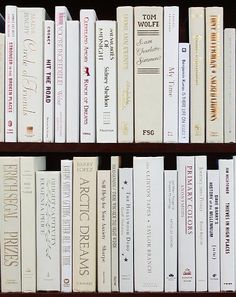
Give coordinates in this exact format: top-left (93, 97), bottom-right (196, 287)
top-left (0, 32), bottom-right (4, 141)
top-left (17, 7), bottom-right (45, 142)
top-left (21, 157), bottom-right (46, 292)
top-left (73, 157), bottom-right (98, 292)
top-left (61, 160), bottom-right (73, 292)
top-left (189, 7), bottom-right (205, 143)
top-left (80, 10), bottom-right (97, 143)
top-left (224, 28), bottom-right (235, 143)
top-left (0, 157), bottom-right (21, 292)
top-left (97, 170), bottom-right (111, 292)
top-left (5, 6), bottom-right (17, 142)
top-left (36, 171), bottom-right (60, 291)
top-left (207, 170), bottom-right (220, 292)
top-left (117, 6), bottom-right (134, 143)
top-left (43, 20), bottom-right (55, 143)
top-left (164, 6), bottom-right (179, 143)
top-left (134, 6), bottom-right (163, 143)
top-left (206, 7), bottom-right (224, 143)
top-left (119, 167), bottom-right (133, 292)
top-left (96, 20), bottom-right (117, 143)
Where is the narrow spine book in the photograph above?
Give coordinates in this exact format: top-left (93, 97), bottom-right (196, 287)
top-left (0, 30), bottom-right (4, 141)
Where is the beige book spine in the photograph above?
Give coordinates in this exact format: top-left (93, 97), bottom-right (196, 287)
top-left (0, 33), bottom-right (4, 141)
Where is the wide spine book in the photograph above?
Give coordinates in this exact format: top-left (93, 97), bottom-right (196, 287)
top-left (0, 30), bottom-right (4, 141)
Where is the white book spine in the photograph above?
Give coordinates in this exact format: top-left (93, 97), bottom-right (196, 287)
top-left (164, 6), bottom-right (179, 143)
top-left (224, 28), bottom-right (236, 143)
top-left (134, 157), bottom-right (164, 291)
top-left (177, 156), bottom-right (195, 291)
top-left (164, 170), bottom-right (177, 292)
top-left (134, 6), bottom-right (163, 143)
top-left (117, 6), bottom-right (134, 143)
top-left (96, 21), bottom-right (117, 143)
top-left (219, 159), bottom-right (235, 290)
top-left (21, 157), bottom-right (46, 292)
top-left (195, 156), bottom-right (207, 291)
top-left (97, 170), bottom-right (111, 292)
top-left (43, 20), bottom-right (55, 143)
top-left (0, 33), bottom-right (4, 141)
top-left (178, 43), bottom-right (190, 143)
top-left (61, 160), bottom-right (73, 292)
top-left (111, 156), bottom-right (120, 291)
top-left (119, 168), bottom-right (133, 292)
top-left (5, 6), bottom-right (17, 142)
top-left (0, 157), bottom-right (21, 292)
top-left (17, 8), bottom-right (45, 142)
top-left (207, 170), bottom-right (220, 292)
top-left (55, 6), bottom-right (72, 143)
top-left (206, 7), bottom-right (224, 143)
top-left (189, 7), bottom-right (205, 143)
top-left (80, 10), bottom-right (96, 143)
top-left (36, 171), bottom-right (61, 291)
top-left (66, 21), bottom-right (80, 143)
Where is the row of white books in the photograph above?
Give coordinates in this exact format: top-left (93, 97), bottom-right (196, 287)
top-left (0, 6), bottom-right (235, 143)
top-left (1, 155), bottom-right (236, 292)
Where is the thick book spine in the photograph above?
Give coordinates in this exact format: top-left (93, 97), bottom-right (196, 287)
top-left (66, 20), bottom-right (80, 143)
top-left (36, 171), bottom-right (61, 291)
top-left (189, 7), bottom-right (205, 143)
top-left (134, 157), bottom-right (164, 291)
top-left (224, 28), bottom-right (236, 143)
top-left (177, 156), bottom-right (195, 291)
top-left (17, 8), bottom-right (45, 142)
top-left (195, 156), bottom-right (207, 291)
top-left (0, 33), bottom-right (4, 141)
top-left (134, 6), bottom-right (163, 143)
top-left (206, 7), bottom-right (223, 143)
top-left (117, 6), bottom-right (134, 143)
top-left (164, 6), bottom-right (179, 143)
top-left (55, 6), bottom-right (72, 143)
top-left (97, 170), bottom-right (111, 292)
top-left (164, 170), bottom-right (177, 292)
top-left (80, 10), bottom-right (96, 143)
top-left (73, 157), bottom-right (98, 292)
top-left (119, 168), bottom-right (133, 292)
top-left (207, 170), bottom-right (220, 292)
top-left (5, 6), bottom-right (17, 142)
top-left (219, 159), bottom-right (235, 290)
top-left (96, 20), bottom-right (117, 143)
top-left (178, 43), bottom-right (190, 143)
top-left (43, 20), bottom-right (55, 143)
top-left (21, 157), bottom-right (46, 292)
top-left (0, 157), bottom-right (21, 292)
top-left (61, 160), bottom-right (73, 292)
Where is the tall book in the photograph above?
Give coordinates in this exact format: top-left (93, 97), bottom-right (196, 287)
top-left (61, 160), bottom-right (73, 292)
top-left (17, 7), bottom-right (45, 142)
top-left (219, 159), bottom-right (235, 290)
top-left (189, 7), bottom-right (205, 143)
top-left (96, 20), bottom-right (117, 143)
top-left (164, 170), bottom-right (177, 292)
top-left (5, 6), bottom-right (17, 142)
top-left (164, 6), bottom-right (179, 143)
top-left (134, 6), bottom-right (163, 142)
top-left (80, 10), bottom-right (97, 143)
top-left (206, 7), bottom-right (224, 143)
top-left (36, 171), bottom-right (60, 291)
top-left (117, 6), bottom-right (134, 143)
top-left (207, 170), bottom-right (220, 292)
top-left (134, 157), bottom-right (164, 291)
top-left (97, 170), bottom-right (111, 292)
top-left (224, 28), bottom-right (236, 143)
top-left (66, 20), bottom-right (80, 143)
top-left (0, 30), bottom-right (4, 142)
top-left (73, 157), bottom-right (98, 292)
top-left (0, 157), bottom-right (21, 292)
top-left (43, 20), bottom-right (55, 143)
top-left (21, 157), bottom-right (46, 292)
top-left (119, 168), bottom-right (133, 292)
top-left (177, 156), bottom-right (195, 291)
top-left (55, 6), bottom-right (72, 142)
